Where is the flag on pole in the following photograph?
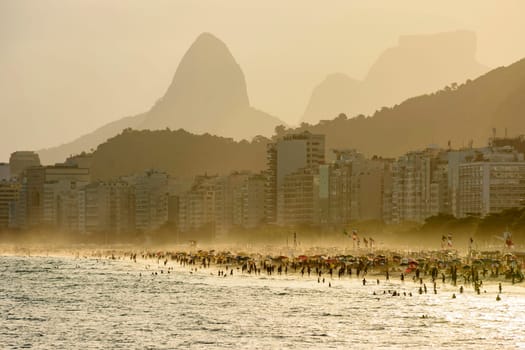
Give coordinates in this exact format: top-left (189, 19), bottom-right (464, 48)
top-left (504, 231), bottom-right (514, 249)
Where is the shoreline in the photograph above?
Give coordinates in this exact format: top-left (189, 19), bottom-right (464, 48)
top-left (2, 245), bottom-right (523, 288)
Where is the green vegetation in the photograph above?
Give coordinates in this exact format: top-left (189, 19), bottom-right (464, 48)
top-left (419, 208), bottom-right (525, 245)
top-left (89, 128), bottom-right (269, 180)
top-left (281, 58), bottom-right (525, 157)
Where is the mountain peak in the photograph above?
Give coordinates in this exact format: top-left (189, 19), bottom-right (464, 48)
top-left (294, 57), bottom-right (525, 158)
top-left (193, 32), bottom-right (226, 46)
top-left (163, 32), bottom-right (249, 108)
top-left (140, 32), bottom-right (251, 132)
top-left (184, 32), bottom-right (236, 64)
top-left (301, 73), bottom-right (360, 124)
top-left (38, 32), bottom-right (283, 164)
top-left (301, 30), bottom-right (488, 125)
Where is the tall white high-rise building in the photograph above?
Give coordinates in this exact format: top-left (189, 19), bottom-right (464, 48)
top-left (457, 146), bottom-right (525, 218)
top-left (79, 180), bottom-right (134, 235)
top-left (21, 165), bottom-right (90, 229)
top-left (125, 170), bottom-right (169, 233)
top-left (177, 171), bottom-right (266, 237)
top-left (266, 131), bottom-right (325, 225)
top-left (391, 148), bottom-right (448, 223)
top-left (0, 180), bottom-right (20, 229)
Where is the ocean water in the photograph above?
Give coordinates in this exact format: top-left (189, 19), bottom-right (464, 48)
top-left (1, 255), bottom-right (525, 349)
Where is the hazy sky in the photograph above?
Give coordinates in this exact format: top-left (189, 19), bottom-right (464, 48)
top-left (2, 0), bottom-right (525, 161)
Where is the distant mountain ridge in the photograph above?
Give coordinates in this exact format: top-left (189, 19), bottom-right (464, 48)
top-left (39, 30), bottom-right (503, 166)
top-left (301, 74), bottom-right (360, 126)
top-left (38, 33), bottom-right (283, 164)
top-left (301, 31), bottom-right (488, 124)
top-left (89, 129), bottom-right (269, 180)
top-left (287, 57), bottom-right (525, 157)
top-left (84, 56), bottom-right (525, 180)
